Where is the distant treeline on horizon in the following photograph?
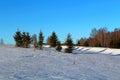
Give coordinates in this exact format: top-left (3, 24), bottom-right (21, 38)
top-left (77, 27), bottom-right (120, 48)
top-left (1, 27), bottom-right (120, 49)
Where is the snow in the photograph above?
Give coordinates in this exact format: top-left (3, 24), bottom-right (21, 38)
top-left (0, 45), bottom-right (120, 80)
top-left (73, 46), bottom-right (120, 55)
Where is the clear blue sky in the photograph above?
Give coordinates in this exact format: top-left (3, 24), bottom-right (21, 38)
top-left (0, 0), bottom-right (120, 44)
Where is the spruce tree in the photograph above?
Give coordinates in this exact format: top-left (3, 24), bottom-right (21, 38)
top-left (56, 41), bottom-right (62, 52)
top-left (14, 30), bottom-right (23, 47)
top-left (22, 32), bottom-right (31, 48)
top-left (49, 32), bottom-right (58, 47)
top-left (26, 32), bottom-right (31, 48)
top-left (65, 33), bottom-right (73, 53)
top-left (38, 31), bottom-right (44, 49)
top-left (22, 32), bottom-right (26, 47)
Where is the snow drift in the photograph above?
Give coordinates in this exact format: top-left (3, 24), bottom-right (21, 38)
top-left (73, 46), bottom-right (120, 55)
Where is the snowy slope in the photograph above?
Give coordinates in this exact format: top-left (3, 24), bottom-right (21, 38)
top-left (73, 46), bottom-right (120, 55)
top-left (0, 45), bottom-right (120, 80)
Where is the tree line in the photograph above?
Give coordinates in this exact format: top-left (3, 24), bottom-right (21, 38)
top-left (14, 27), bottom-right (120, 54)
top-left (77, 27), bottom-right (120, 48)
top-left (14, 30), bottom-right (74, 53)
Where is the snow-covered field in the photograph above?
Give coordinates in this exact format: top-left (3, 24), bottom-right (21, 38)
top-left (0, 45), bottom-right (120, 80)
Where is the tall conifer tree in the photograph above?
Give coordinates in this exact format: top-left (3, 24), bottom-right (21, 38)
top-left (49, 32), bottom-right (58, 47)
top-left (38, 31), bottom-right (44, 49)
top-left (65, 33), bottom-right (73, 53)
top-left (14, 30), bottom-right (23, 47)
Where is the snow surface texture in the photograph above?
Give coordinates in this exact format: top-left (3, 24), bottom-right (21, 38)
top-left (0, 45), bottom-right (120, 80)
top-left (73, 46), bottom-right (120, 55)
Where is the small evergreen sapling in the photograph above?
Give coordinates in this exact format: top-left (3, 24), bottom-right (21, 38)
top-left (65, 33), bottom-right (73, 53)
top-left (56, 41), bottom-right (62, 52)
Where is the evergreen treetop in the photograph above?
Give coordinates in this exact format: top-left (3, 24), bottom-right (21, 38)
top-left (14, 30), bottom-right (23, 47)
top-left (38, 31), bottom-right (44, 49)
top-left (49, 32), bottom-right (58, 47)
top-left (65, 33), bottom-right (73, 53)
top-left (65, 33), bottom-right (73, 47)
